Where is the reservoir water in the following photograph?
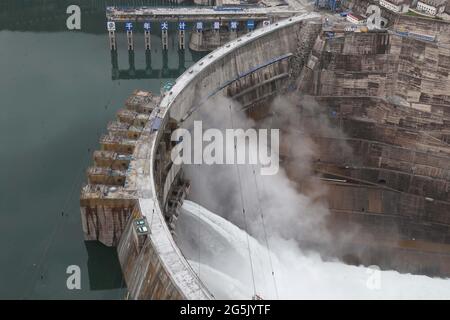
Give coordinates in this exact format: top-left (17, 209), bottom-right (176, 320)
top-left (0, 0), bottom-right (204, 299)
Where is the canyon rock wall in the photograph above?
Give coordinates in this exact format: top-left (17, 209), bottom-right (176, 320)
top-left (296, 28), bottom-right (450, 275)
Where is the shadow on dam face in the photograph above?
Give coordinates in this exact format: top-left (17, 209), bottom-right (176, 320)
top-left (84, 241), bottom-right (125, 290)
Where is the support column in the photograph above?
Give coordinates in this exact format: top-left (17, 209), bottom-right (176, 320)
top-left (162, 29), bottom-right (168, 50)
top-left (195, 21), bottom-right (204, 48)
top-left (196, 29), bottom-right (203, 48)
top-left (109, 30), bottom-right (117, 51)
top-left (178, 49), bottom-right (185, 72)
top-left (107, 21), bottom-right (117, 51)
top-left (162, 51), bottom-right (169, 79)
top-left (143, 22), bottom-right (151, 51)
top-left (178, 30), bottom-right (185, 50)
top-left (127, 30), bottom-right (134, 51)
top-left (111, 50), bottom-right (119, 80)
top-left (145, 50), bottom-right (152, 75)
top-left (229, 21), bottom-right (238, 41)
top-left (178, 21), bottom-right (186, 51)
top-left (144, 30), bottom-right (151, 50)
top-left (230, 29), bottom-right (237, 40)
top-left (128, 51), bottom-right (135, 77)
top-left (161, 21), bottom-right (169, 51)
top-left (246, 20), bottom-right (255, 33)
top-left (213, 21), bottom-right (220, 47)
top-left (213, 29), bottom-right (220, 46)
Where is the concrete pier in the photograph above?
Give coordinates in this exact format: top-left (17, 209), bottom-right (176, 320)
top-left (126, 30), bottom-right (134, 51)
top-left (109, 30), bottom-right (116, 51)
top-left (195, 28), bottom-right (203, 49)
top-left (111, 50), bottom-right (119, 79)
top-left (144, 30), bottom-right (151, 50)
top-left (178, 30), bottom-right (185, 50)
top-left (145, 50), bottom-right (152, 75)
top-left (229, 30), bottom-right (237, 40)
top-left (178, 50), bottom-right (185, 72)
top-left (162, 29), bottom-right (168, 50)
top-left (110, 50), bottom-right (187, 80)
top-left (213, 27), bottom-right (220, 46)
top-left (128, 51), bottom-right (135, 77)
top-left (162, 51), bottom-right (169, 77)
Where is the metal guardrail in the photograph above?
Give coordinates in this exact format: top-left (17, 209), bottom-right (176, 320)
top-left (389, 29), bottom-right (436, 42)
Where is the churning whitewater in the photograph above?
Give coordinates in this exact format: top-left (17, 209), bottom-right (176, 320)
top-left (176, 200), bottom-right (450, 300)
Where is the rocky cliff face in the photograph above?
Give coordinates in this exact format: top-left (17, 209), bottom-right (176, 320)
top-left (292, 29), bottom-right (450, 276)
top-left (306, 32), bottom-right (450, 120)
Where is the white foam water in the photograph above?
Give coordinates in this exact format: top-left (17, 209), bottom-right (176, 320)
top-left (177, 200), bottom-right (450, 299)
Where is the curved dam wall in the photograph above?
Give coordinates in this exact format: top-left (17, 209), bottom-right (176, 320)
top-left (139, 13), bottom-right (321, 299)
top-left (81, 9), bottom-right (450, 295)
top-left (81, 13), bottom-right (322, 300)
top-left (165, 14), bottom-right (321, 124)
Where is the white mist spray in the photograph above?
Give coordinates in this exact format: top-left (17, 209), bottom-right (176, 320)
top-left (174, 94), bottom-right (450, 299)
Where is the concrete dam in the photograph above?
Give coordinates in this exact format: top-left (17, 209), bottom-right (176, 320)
top-left (80, 12), bottom-right (450, 299)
